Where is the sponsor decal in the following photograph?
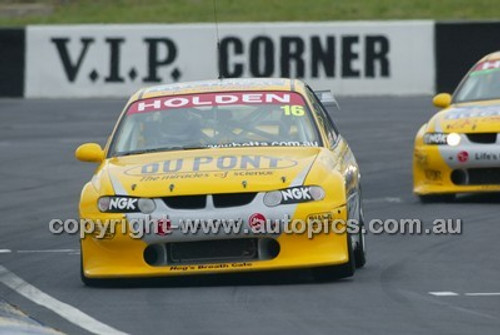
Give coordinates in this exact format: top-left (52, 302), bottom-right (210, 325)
top-left (424, 169), bottom-right (442, 181)
top-left (445, 119), bottom-right (478, 131)
top-left (445, 107), bottom-right (500, 120)
top-left (168, 262), bottom-right (252, 271)
top-left (473, 60), bottom-right (500, 72)
top-left (475, 152), bottom-right (499, 161)
top-left (414, 150), bottom-right (428, 167)
top-left (307, 212), bottom-right (334, 223)
top-left (125, 155), bottom-right (298, 176)
top-left (103, 197), bottom-right (138, 212)
top-left (207, 141), bottom-right (320, 148)
top-left (281, 186), bottom-right (313, 204)
top-left (248, 213), bottom-right (266, 230)
top-left (127, 91), bottom-right (304, 114)
top-left (156, 218), bottom-right (172, 236)
top-left (457, 151), bottom-right (469, 163)
top-left (424, 133), bottom-right (448, 145)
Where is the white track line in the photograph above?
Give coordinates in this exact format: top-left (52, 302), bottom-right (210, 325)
top-left (16, 249), bottom-right (79, 254)
top-left (0, 265), bottom-right (128, 335)
top-left (464, 293), bottom-right (500, 297)
top-left (364, 197), bottom-right (403, 204)
top-left (429, 291), bottom-right (459, 296)
top-left (0, 249), bottom-right (12, 253)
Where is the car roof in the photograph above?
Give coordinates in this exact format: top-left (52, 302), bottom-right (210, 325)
top-left (478, 51), bottom-right (500, 63)
top-left (127, 78), bottom-right (308, 104)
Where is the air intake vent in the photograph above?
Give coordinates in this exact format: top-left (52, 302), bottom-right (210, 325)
top-left (213, 192), bottom-right (257, 208)
top-left (451, 168), bottom-right (500, 185)
top-left (466, 133), bottom-right (497, 144)
top-left (167, 238), bottom-right (259, 264)
top-left (163, 195), bottom-right (206, 209)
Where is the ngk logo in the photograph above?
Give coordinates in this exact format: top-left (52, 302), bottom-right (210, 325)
top-left (108, 197), bottom-right (138, 210)
top-left (281, 187), bottom-right (312, 202)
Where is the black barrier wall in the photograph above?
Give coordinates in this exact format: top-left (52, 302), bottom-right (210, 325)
top-left (0, 28), bottom-right (25, 97)
top-left (435, 22), bottom-right (500, 94)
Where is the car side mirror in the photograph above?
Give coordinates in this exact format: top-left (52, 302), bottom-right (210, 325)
top-left (315, 89), bottom-right (341, 111)
top-left (75, 143), bottom-right (104, 163)
top-left (432, 93), bottom-right (452, 109)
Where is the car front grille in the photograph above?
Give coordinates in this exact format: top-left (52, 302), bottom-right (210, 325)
top-left (167, 238), bottom-right (259, 264)
top-left (466, 133), bottom-right (497, 144)
top-left (143, 238), bottom-right (281, 266)
top-left (162, 195), bottom-right (206, 209)
top-left (212, 193), bottom-right (257, 208)
top-left (162, 192), bottom-right (257, 209)
top-left (451, 168), bottom-right (500, 185)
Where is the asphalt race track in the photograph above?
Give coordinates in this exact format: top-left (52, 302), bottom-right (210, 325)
top-left (0, 96), bottom-right (499, 335)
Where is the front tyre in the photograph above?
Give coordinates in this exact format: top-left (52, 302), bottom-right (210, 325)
top-left (352, 197), bottom-right (367, 268)
top-left (353, 223), bottom-right (366, 268)
top-left (418, 194), bottom-right (455, 203)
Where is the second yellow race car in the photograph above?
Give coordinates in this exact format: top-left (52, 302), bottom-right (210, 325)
top-left (414, 51), bottom-right (500, 202)
top-left (75, 78), bottom-right (366, 285)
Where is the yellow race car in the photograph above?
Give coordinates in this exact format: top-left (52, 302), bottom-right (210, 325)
top-left (414, 51), bottom-right (500, 202)
top-left (76, 78), bottom-right (365, 285)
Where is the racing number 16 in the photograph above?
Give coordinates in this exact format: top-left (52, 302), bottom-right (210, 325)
top-left (280, 105), bottom-right (305, 116)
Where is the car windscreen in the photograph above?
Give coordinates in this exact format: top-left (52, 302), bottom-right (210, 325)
top-left (455, 61), bottom-right (500, 103)
top-left (110, 91), bottom-right (321, 156)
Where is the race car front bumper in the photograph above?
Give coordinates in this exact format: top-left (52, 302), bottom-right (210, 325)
top-left (80, 199), bottom-right (351, 279)
top-left (413, 141), bottom-right (500, 195)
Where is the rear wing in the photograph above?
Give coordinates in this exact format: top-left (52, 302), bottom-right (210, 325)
top-left (314, 90), bottom-right (340, 111)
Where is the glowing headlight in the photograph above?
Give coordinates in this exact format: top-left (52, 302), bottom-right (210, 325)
top-left (446, 132), bottom-right (461, 146)
top-left (263, 191), bottom-right (283, 207)
top-left (138, 198), bottom-right (156, 214)
top-left (263, 186), bottom-right (325, 207)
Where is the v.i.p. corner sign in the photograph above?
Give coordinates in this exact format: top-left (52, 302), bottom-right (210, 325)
top-left (25, 21), bottom-right (434, 98)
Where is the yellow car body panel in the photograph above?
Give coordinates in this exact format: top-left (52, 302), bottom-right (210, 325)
top-left (78, 78), bottom-right (361, 279)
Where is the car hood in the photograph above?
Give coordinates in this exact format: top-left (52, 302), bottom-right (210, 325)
top-left (100, 146), bottom-right (322, 197)
top-left (430, 99), bottom-right (500, 133)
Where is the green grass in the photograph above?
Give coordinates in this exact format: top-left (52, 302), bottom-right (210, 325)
top-left (0, 0), bottom-right (499, 26)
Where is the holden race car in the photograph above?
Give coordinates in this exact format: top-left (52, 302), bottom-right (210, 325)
top-left (76, 78), bottom-right (366, 285)
top-left (414, 51), bottom-right (500, 202)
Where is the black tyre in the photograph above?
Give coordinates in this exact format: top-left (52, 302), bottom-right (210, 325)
top-left (353, 195), bottom-right (367, 268)
top-left (353, 224), bottom-right (366, 268)
top-left (418, 194), bottom-right (455, 203)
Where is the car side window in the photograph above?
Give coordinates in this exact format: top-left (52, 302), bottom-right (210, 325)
top-left (305, 87), bottom-right (339, 148)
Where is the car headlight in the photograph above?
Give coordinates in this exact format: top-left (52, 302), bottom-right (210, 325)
top-left (446, 132), bottom-right (461, 146)
top-left (263, 191), bottom-right (282, 207)
top-left (138, 198), bottom-right (156, 214)
top-left (423, 132), bottom-right (461, 146)
top-left (263, 186), bottom-right (325, 207)
top-left (97, 196), bottom-right (156, 214)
